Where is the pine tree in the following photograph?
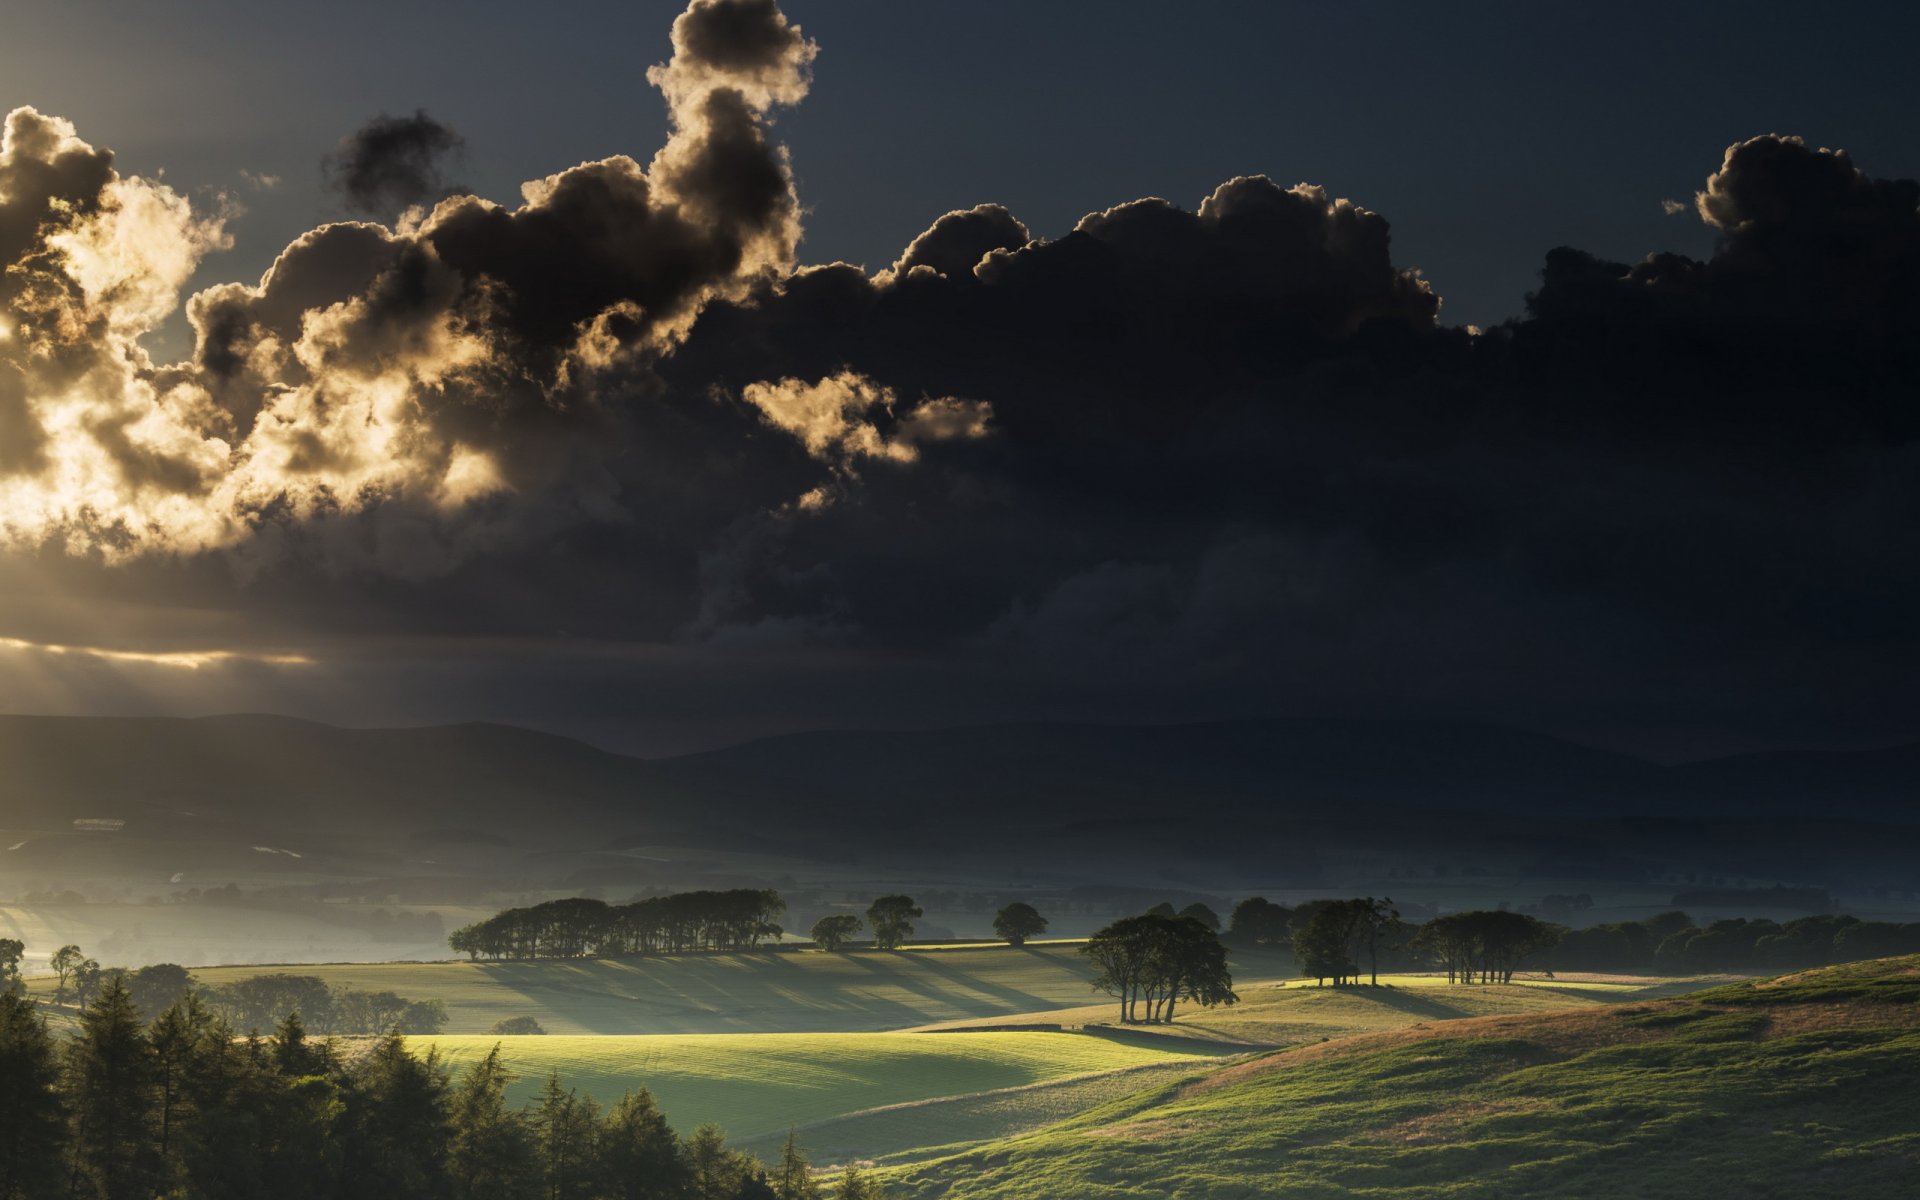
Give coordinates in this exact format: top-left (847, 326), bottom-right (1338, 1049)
top-left (532, 1073), bottom-right (600, 1200)
top-left (341, 1033), bottom-right (452, 1200)
top-left (771, 1131), bottom-right (820, 1200)
top-left (63, 974), bottom-right (159, 1200)
top-left (600, 1088), bottom-right (688, 1200)
top-left (684, 1123), bottom-right (750, 1200)
top-left (0, 992), bottom-right (65, 1200)
top-left (835, 1164), bottom-right (886, 1200)
top-left (450, 1045), bottom-right (537, 1200)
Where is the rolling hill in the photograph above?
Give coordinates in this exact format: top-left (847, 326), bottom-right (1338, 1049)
top-left (886, 955), bottom-right (1920, 1198)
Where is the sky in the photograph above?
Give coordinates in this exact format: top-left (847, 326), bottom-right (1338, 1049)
top-left (0, 0), bottom-right (1916, 758)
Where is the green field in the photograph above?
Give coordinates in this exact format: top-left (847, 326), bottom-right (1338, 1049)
top-left (161, 945), bottom-right (1289, 1035)
top-left (884, 956), bottom-right (1920, 1199)
top-left (910, 970), bottom-right (1739, 1046)
top-left (415, 1029), bottom-right (1236, 1151)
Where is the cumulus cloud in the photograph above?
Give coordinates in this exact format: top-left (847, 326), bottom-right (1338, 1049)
top-left (888, 203), bottom-right (1029, 279)
top-left (3, 0), bottom-right (1918, 752)
top-left (0, 0), bottom-right (820, 572)
top-left (323, 110), bottom-right (465, 216)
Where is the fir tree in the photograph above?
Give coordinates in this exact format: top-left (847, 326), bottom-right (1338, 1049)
top-left (63, 974), bottom-right (159, 1200)
top-left (450, 1045), bottom-right (537, 1200)
top-left (771, 1131), bottom-right (820, 1200)
top-left (601, 1088), bottom-right (689, 1200)
top-left (0, 992), bottom-right (64, 1200)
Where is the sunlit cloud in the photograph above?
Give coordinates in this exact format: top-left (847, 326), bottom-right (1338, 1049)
top-left (0, 635), bottom-right (313, 670)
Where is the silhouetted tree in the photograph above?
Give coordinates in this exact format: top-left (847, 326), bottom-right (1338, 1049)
top-left (1226, 897), bottom-right (1292, 948)
top-left (991, 903), bottom-right (1048, 946)
top-left (1083, 915), bottom-right (1237, 1023)
top-left (1412, 911), bottom-right (1558, 983)
top-left (340, 1033), bottom-right (452, 1200)
top-left (809, 915), bottom-right (863, 952)
top-left (533, 1074), bottom-right (600, 1200)
top-left (771, 1131), bottom-right (820, 1200)
top-left (864, 897), bottom-right (922, 951)
top-left (1144, 902), bottom-right (1177, 919)
top-left (50, 944), bottom-right (85, 1005)
top-left (126, 964), bottom-right (195, 1021)
top-left (1293, 904), bottom-right (1361, 986)
top-left (1349, 898), bottom-right (1402, 986)
top-left (685, 1123), bottom-right (753, 1200)
top-left (71, 957), bottom-right (104, 1007)
top-left (1176, 903), bottom-right (1219, 932)
top-left (0, 991), bottom-right (64, 1200)
top-left (455, 890), bottom-right (788, 961)
top-left (449, 1046), bottom-right (537, 1200)
top-left (601, 1088), bottom-right (688, 1200)
top-left (64, 974), bottom-right (160, 1200)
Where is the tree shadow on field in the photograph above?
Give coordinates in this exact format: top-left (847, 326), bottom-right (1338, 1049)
top-left (896, 948), bottom-right (1079, 1013)
top-left (1305, 984), bottom-right (1468, 1021)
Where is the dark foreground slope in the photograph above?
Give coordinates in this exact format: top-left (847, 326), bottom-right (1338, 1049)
top-left (890, 956), bottom-right (1920, 1199)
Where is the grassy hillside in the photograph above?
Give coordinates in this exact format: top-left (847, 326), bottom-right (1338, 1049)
top-left (414, 1030), bottom-right (1233, 1141)
top-left (887, 956), bottom-right (1920, 1199)
top-left (912, 971), bottom-right (1736, 1046)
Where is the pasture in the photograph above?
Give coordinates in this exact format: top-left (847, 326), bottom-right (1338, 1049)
top-left (911, 970), bottom-right (1741, 1046)
top-left (414, 1029), bottom-right (1235, 1148)
top-left (886, 956), bottom-right (1920, 1199)
top-left (173, 944), bottom-right (1296, 1034)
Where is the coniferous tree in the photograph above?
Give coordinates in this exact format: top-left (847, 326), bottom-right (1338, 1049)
top-left (601, 1089), bottom-right (689, 1200)
top-left (0, 992), bottom-right (65, 1200)
top-left (451, 1046), bottom-right (538, 1200)
top-left (532, 1073), bottom-right (600, 1200)
top-left (341, 1033), bottom-right (453, 1200)
top-left (685, 1123), bottom-right (752, 1200)
top-left (771, 1131), bottom-right (820, 1200)
top-left (147, 992), bottom-right (214, 1181)
top-left (64, 974), bottom-right (160, 1200)
top-left (835, 1164), bottom-right (886, 1200)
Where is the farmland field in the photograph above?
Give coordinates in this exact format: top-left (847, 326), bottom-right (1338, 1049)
top-left (136, 945), bottom-right (1293, 1034)
top-left (414, 1029), bottom-right (1237, 1148)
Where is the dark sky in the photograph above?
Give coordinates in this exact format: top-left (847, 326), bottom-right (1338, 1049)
top-left (0, 0), bottom-right (1916, 758)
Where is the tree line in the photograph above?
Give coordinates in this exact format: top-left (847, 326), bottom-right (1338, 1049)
top-left (0, 978), bottom-right (877, 1200)
top-left (456, 892), bottom-right (1059, 960)
top-left (1225, 896), bottom-right (1920, 983)
top-left (449, 891), bottom-right (789, 960)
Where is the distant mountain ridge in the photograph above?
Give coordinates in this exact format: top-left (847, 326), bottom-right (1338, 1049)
top-left (0, 714), bottom-right (1914, 881)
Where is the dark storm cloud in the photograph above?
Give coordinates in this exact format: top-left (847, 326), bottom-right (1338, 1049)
top-left (323, 110), bottom-right (465, 216)
top-left (631, 135), bottom-right (1920, 753)
top-left (2, 0), bottom-right (1916, 753)
top-left (890, 204), bottom-right (1029, 278)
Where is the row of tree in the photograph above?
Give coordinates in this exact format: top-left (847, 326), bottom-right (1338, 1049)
top-left (0, 979), bottom-right (877, 1200)
top-left (1227, 896), bottom-right (1920, 979)
top-left (449, 891), bottom-right (789, 960)
top-left (807, 898), bottom-right (1051, 951)
top-left (458, 892), bottom-right (1056, 959)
